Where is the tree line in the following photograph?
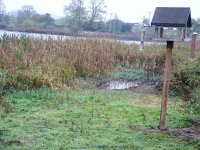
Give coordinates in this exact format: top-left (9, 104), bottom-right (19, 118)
top-left (0, 0), bottom-right (199, 35)
top-left (0, 0), bottom-right (133, 34)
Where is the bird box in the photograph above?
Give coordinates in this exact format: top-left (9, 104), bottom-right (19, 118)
top-left (151, 7), bottom-right (192, 41)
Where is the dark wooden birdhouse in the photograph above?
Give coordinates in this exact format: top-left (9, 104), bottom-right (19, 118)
top-left (151, 7), bottom-right (192, 41)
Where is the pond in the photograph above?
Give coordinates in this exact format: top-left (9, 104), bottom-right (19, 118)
top-left (0, 29), bottom-right (152, 45)
top-left (0, 30), bottom-right (73, 40)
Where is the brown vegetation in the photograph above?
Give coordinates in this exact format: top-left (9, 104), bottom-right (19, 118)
top-left (0, 35), bottom-right (198, 90)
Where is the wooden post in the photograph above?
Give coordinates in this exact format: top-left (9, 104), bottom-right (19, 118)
top-left (159, 41), bottom-right (173, 130)
top-left (155, 27), bottom-right (159, 38)
top-left (190, 32), bottom-right (198, 61)
top-left (160, 27), bottom-right (164, 38)
top-left (140, 30), bottom-right (145, 51)
top-left (182, 28), bottom-right (186, 40)
top-left (185, 27), bottom-right (188, 38)
top-left (178, 28), bottom-right (183, 41)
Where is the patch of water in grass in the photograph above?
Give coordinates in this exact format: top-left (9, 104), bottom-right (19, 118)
top-left (98, 80), bottom-right (140, 90)
top-left (99, 68), bottom-right (162, 90)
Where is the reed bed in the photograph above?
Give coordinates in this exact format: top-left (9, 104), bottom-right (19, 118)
top-left (0, 34), bottom-right (197, 90)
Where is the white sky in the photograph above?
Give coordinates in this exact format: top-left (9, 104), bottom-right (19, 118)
top-left (4, 0), bottom-right (200, 22)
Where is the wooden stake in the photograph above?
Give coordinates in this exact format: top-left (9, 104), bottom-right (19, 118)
top-left (159, 41), bottom-right (173, 130)
top-left (190, 32), bottom-right (198, 61)
top-left (140, 30), bottom-right (145, 51)
top-left (160, 27), bottom-right (164, 38)
top-left (182, 28), bottom-right (186, 40)
top-left (155, 27), bottom-right (159, 38)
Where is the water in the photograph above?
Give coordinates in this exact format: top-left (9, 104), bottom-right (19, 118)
top-left (0, 30), bottom-right (75, 40)
top-left (0, 30), bottom-right (148, 45)
top-left (0, 30), bottom-right (164, 45)
top-left (99, 80), bottom-right (139, 90)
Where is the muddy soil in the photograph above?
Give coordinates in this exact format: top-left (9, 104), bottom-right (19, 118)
top-left (150, 125), bottom-right (200, 139)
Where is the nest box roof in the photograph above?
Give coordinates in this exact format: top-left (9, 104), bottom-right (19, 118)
top-left (151, 7), bottom-right (192, 27)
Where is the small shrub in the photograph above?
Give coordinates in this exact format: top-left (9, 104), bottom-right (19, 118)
top-left (188, 88), bottom-right (200, 114)
top-left (171, 55), bottom-right (200, 114)
top-left (171, 58), bottom-right (200, 100)
top-left (0, 69), bottom-right (11, 98)
top-left (0, 69), bottom-right (11, 117)
top-left (60, 67), bottom-right (76, 84)
top-left (12, 68), bottom-right (50, 90)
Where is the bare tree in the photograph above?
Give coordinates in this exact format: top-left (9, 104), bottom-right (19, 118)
top-left (0, 0), bottom-right (6, 22)
top-left (17, 5), bottom-right (36, 26)
top-left (64, 0), bottom-right (87, 29)
top-left (18, 5), bottom-right (36, 19)
top-left (88, 0), bottom-right (106, 24)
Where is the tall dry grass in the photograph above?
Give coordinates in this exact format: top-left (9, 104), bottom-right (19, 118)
top-left (0, 34), bottom-right (197, 90)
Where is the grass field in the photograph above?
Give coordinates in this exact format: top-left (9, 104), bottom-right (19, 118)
top-left (0, 88), bottom-right (198, 149)
top-left (1, 36), bottom-right (200, 149)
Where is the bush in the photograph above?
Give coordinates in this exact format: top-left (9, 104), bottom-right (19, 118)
top-left (188, 88), bottom-right (200, 114)
top-left (171, 58), bottom-right (200, 100)
top-left (12, 68), bottom-right (51, 90)
top-left (0, 69), bottom-right (11, 98)
top-left (49, 62), bottom-right (76, 85)
top-left (171, 56), bottom-right (200, 114)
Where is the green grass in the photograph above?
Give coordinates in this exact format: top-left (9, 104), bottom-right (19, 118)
top-left (106, 68), bottom-right (162, 82)
top-left (0, 88), bottom-right (198, 149)
top-left (107, 68), bottom-right (146, 81)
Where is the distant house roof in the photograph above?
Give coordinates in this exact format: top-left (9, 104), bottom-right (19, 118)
top-left (151, 7), bottom-right (192, 27)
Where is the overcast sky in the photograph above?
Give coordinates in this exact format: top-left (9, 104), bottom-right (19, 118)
top-left (4, 0), bottom-right (200, 22)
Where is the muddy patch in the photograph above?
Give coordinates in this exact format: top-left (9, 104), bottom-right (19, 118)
top-left (130, 124), bottom-right (200, 140)
top-left (149, 125), bottom-right (200, 139)
top-left (0, 130), bottom-right (23, 145)
top-left (180, 125), bottom-right (200, 139)
top-left (0, 139), bottom-right (23, 145)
